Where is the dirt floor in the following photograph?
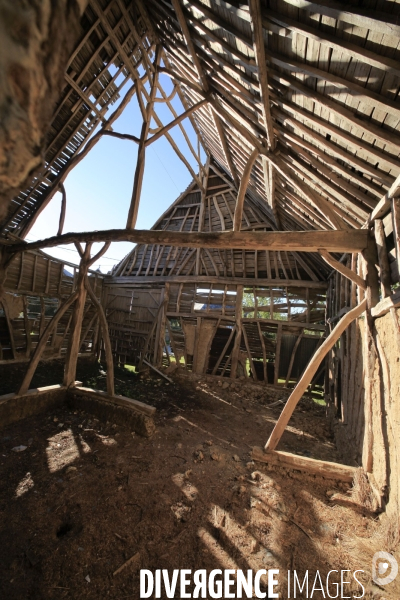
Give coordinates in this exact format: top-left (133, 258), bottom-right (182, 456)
top-left (0, 360), bottom-right (398, 599)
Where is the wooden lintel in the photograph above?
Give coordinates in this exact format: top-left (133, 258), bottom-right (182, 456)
top-left (105, 276), bottom-right (328, 289)
top-left (7, 229), bottom-right (369, 254)
top-left (252, 447), bottom-right (358, 483)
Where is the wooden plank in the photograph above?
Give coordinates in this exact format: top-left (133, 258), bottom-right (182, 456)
top-left (252, 447), bottom-right (358, 483)
top-left (264, 9), bottom-right (400, 78)
top-left (284, 331), bottom-right (304, 387)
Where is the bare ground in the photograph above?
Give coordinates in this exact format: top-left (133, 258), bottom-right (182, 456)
top-left (0, 361), bottom-right (397, 599)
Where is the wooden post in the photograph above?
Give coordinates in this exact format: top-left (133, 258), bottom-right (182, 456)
top-left (362, 235), bottom-right (380, 310)
top-left (157, 283), bottom-right (170, 367)
top-left (63, 244), bottom-right (92, 387)
top-left (230, 285), bottom-right (243, 378)
top-left (392, 197), bottom-right (400, 283)
top-left (264, 298), bottom-right (367, 453)
top-left (374, 219), bottom-right (391, 298)
top-left (63, 242), bottom-right (110, 388)
top-left (274, 322), bottom-right (282, 385)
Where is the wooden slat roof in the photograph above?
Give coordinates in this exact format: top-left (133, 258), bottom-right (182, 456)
top-left (146, 0), bottom-right (400, 231)
top-left (112, 161), bottom-right (331, 280)
top-left (2, 0), bottom-right (400, 239)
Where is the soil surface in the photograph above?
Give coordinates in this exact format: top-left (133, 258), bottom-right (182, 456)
top-left (0, 360), bottom-right (395, 599)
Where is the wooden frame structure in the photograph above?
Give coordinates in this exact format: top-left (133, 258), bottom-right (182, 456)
top-left (1, 0), bottom-right (400, 510)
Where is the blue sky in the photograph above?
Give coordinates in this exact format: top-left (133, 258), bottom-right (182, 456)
top-left (28, 70), bottom-right (206, 272)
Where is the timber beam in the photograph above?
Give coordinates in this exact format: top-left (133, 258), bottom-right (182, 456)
top-left (4, 229), bottom-right (369, 254)
top-left (105, 276), bottom-right (328, 289)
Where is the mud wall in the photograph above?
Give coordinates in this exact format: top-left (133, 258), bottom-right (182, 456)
top-left (333, 309), bottom-right (400, 518)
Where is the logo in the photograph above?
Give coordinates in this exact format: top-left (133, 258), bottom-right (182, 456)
top-left (372, 552), bottom-right (398, 586)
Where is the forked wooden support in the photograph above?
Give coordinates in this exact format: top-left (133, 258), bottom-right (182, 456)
top-left (233, 148), bottom-right (259, 232)
top-left (63, 242), bottom-right (111, 389)
top-left (264, 298), bottom-right (367, 453)
top-left (84, 278), bottom-right (115, 396)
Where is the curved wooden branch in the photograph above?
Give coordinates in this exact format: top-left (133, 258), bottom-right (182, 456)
top-left (101, 131), bottom-right (140, 144)
top-left (58, 183), bottom-right (67, 236)
top-left (153, 83), bottom-right (178, 103)
top-left (319, 249), bottom-right (367, 289)
top-left (88, 241), bottom-right (111, 268)
top-left (84, 279), bottom-right (114, 396)
top-left (264, 298), bottom-right (367, 452)
top-left (145, 99), bottom-right (208, 146)
top-left (17, 291), bottom-right (78, 395)
top-left (233, 147), bottom-right (259, 231)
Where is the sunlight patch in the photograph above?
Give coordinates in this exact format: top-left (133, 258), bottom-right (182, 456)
top-left (15, 472), bottom-right (34, 497)
top-left (172, 472), bottom-right (199, 501)
top-left (46, 429), bottom-right (80, 473)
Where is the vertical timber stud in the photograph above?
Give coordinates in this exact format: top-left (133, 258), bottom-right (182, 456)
top-left (126, 47), bottom-right (162, 229)
top-left (361, 234), bottom-right (380, 473)
top-left (230, 285), bottom-right (244, 379)
top-left (157, 283), bottom-right (170, 367)
top-left (374, 220), bottom-right (391, 297)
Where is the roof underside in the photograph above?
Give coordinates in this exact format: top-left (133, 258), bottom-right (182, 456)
top-left (112, 161), bottom-right (331, 280)
top-left (2, 0), bottom-right (400, 239)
